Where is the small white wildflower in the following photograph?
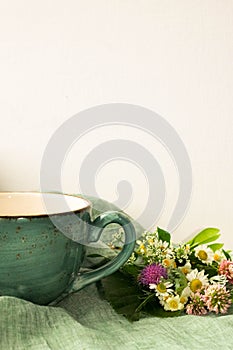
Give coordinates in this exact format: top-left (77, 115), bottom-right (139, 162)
top-left (186, 269), bottom-right (209, 293)
top-left (162, 258), bottom-right (176, 268)
top-left (213, 250), bottom-right (224, 263)
top-left (178, 262), bottom-right (192, 275)
top-left (164, 295), bottom-right (184, 311)
top-left (180, 286), bottom-right (191, 304)
top-left (194, 245), bottom-right (214, 264)
top-left (209, 274), bottom-right (227, 286)
top-left (151, 281), bottom-right (173, 296)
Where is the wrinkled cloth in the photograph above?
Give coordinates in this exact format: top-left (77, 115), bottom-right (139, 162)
top-left (1, 196), bottom-right (233, 349)
top-left (1, 285), bottom-right (233, 350)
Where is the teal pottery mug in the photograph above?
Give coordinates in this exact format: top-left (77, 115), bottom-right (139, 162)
top-left (0, 192), bottom-right (135, 305)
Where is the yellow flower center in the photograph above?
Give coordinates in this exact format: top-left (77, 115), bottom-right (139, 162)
top-left (181, 267), bottom-right (189, 274)
top-left (198, 250), bottom-right (208, 261)
top-left (139, 244), bottom-right (146, 254)
top-left (180, 296), bottom-right (187, 304)
top-left (157, 283), bottom-right (167, 293)
top-left (214, 253), bottom-right (220, 261)
top-left (168, 299), bottom-right (179, 310)
top-left (190, 279), bottom-right (202, 292)
top-left (163, 259), bottom-right (171, 267)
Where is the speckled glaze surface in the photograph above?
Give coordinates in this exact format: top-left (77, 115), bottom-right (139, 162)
top-left (0, 194), bottom-right (135, 305)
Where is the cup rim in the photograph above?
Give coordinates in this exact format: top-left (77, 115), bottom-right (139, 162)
top-left (0, 191), bottom-right (91, 218)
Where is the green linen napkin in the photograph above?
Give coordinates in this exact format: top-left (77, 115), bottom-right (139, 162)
top-left (0, 196), bottom-right (233, 350)
top-left (1, 284), bottom-right (233, 350)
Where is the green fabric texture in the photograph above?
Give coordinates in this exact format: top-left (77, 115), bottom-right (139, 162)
top-left (1, 286), bottom-right (233, 350)
top-left (0, 196), bottom-right (233, 349)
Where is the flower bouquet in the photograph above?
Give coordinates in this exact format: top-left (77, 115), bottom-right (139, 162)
top-left (98, 227), bottom-right (233, 321)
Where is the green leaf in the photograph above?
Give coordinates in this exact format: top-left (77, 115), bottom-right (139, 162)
top-left (157, 227), bottom-right (171, 245)
top-left (187, 228), bottom-right (220, 248)
top-left (99, 271), bottom-right (142, 321)
top-left (223, 249), bottom-right (231, 260)
top-left (121, 264), bottom-right (141, 277)
top-left (191, 261), bottom-right (219, 277)
top-left (135, 293), bottom-right (155, 312)
top-left (208, 243), bottom-right (224, 252)
top-left (174, 271), bottom-right (188, 295)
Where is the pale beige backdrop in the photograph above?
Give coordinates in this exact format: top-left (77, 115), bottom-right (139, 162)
top-left (0, 1), bottom-right (232, 246)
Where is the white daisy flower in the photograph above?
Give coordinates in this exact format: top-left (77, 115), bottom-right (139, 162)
top-left (164, 295), bottom-right (184, 311)
top-left (180, 286), bottom-right (191, 304)
top-left (178, 262), bottom-right (192, 275)
top-left (194, 245), bottom-right (214, 264)
top-left (162, 258), bottom-right (176, 268)
top-left (213, 250), bottom-right (224, 263)
top-left (150, 281), bottom-right (173, 296)
top-left (209, 274), bottom-right (227, 286)
top-left (158, 296), bottom-right (166, 306)
top-left (186, 269), bottom-right (209, 292)
top-left (158, 240), bottom-right (169, 249)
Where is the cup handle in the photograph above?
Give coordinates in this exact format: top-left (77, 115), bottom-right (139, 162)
top-left (70, 211), bottom-right (135, 292)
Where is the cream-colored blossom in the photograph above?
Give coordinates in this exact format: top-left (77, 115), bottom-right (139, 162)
top-left (186, 269), bottom-right (209, 292)
top-left (194, 245), bottom-right (214, 264)
top-left (180, 286), bottom-right (191, 304)
top-left (178, 262), bottom-right (192, 275)
top-left (164, 295), bottom-right (184, 311)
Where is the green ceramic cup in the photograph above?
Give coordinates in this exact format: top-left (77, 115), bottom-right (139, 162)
top-left (0, 192), bottom-right (135, 305)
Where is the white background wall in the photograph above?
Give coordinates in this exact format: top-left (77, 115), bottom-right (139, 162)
top-left (0, 1), bottom-right (232, 246)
